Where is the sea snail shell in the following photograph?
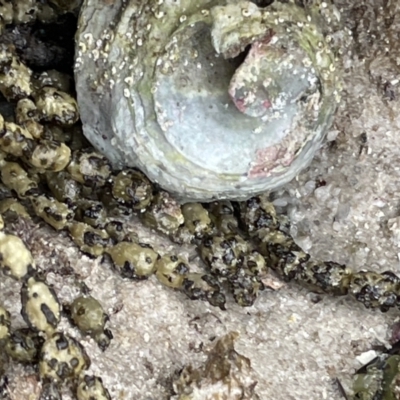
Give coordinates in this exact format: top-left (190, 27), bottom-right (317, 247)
top-left (75, 0), bottom-right (341, 202)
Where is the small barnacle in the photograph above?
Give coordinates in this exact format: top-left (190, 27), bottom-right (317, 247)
top-left (106, 241), bottom-right (158, 280)
top-left (1, 161), bottom-right (39, 198)
top-left (140, 190), bottom-right (184, 236)
top-left (243, 249), bottom-right (267, 276)
top-left (46, 171), bottom-right (82, 206)
top-left (12, 0), bottom-right (38, 24)
top-left (182, 203), bottom-right (213, 238)
top-left (5, 328), bottom-right (44, 364)
top-left (155, 254), bottom-right (189, 289)
top-left (0, 122), bottom-right (34, 158)
top-left (66, 296), bottom-right (112, 351)
top-left (67, 222), bottom-right (111, 257)
top-left (76, 375), bottom-right (111, 400)
top-left (27, 140), bottom-right (71, 172)
top-left (0, 306), bottom-right (11, 343)
top-left (182, 273), bottom-right (226, 310)
top-left (0, 198), bottom-right (31, 222)
top-left (74, 199), bottom-right (108, 229)
top-left (207, 200), bottom-right (238, 235)
top-left (0, 232), bottom-right (35, 280)
top-left (34, 87), bottom-right (79, 125)
top-left (239, 196), bottom-right (278, 237)
top-left (295, 260), bottom-right (351, 296)
top-left (39, 332), bottom-right (90, 383)
top-left (97, 185), bottom-right (133, 218)
top-left (31, 195), bottom-right (74, 230)
top-left (112, 169), bottom-right (153, 211)
top-left (200, 234), bottom-right (249, 278)
top-left (67, 149), bottom-right (112, 188)
top-left (21, 276), bottom-right (61, 335)
top-left (258, 229), bottom-right (310, 278)
top-left (348, 271), bottom-right (400, 312)
top-left (0, 45), bottom-right (32, 100)
top-left (16, 98), bottom-right (39, 124)
top-left (229, 267), bottom-right (265, 307)
top-left (104, 220), bottom-right (128, 242)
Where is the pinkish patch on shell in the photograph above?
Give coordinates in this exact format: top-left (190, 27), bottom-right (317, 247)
top-left (248, 145), bottom-right (295, 178)
top-left (228, 37), bottom-right (274, 118)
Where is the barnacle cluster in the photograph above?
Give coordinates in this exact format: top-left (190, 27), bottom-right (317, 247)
top-left (0, 0), bottom-right (400, 399)
top-left (0, 228), bottom-right (111, 399)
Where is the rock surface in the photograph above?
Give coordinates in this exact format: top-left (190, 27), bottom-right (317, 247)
top-left (2, 0), bottom-right (400, 399)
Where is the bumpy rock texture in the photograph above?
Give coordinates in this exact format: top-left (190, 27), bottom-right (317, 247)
top-left (2, 0), bottom-right (400, 399)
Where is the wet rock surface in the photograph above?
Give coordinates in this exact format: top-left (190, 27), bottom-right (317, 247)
top-left (1, 1), bottom-right (400, 400)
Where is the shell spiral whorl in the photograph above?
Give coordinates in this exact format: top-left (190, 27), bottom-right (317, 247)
top-left (75, 0), bottom-right (341, 202)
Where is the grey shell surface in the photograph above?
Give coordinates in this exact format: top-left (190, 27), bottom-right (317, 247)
top-left (75, 0), bottom-right (340, 202)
